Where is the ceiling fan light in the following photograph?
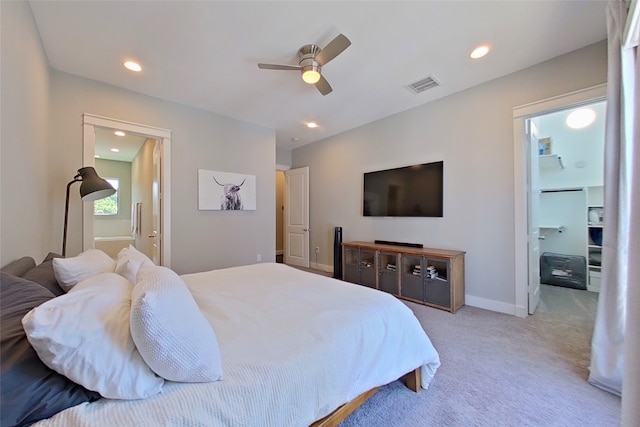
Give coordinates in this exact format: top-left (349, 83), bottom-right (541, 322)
top-left (301, 66), bottom-right (321, 84)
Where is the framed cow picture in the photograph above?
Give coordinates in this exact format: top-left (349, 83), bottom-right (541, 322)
top-left (198, 169), bottom-right (257, 211)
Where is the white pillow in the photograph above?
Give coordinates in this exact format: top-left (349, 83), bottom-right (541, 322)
top-left (22, 273), bottom-right (164, 399)
top-left (53, 249), bottom-right (116, 292)
top-left (115, 245), bottom-right (153, 283)
top-left (130, 265), bottom-right (223, 383)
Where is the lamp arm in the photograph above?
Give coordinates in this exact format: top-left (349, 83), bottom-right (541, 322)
top-left (62, 177), bottom-right (81, 257)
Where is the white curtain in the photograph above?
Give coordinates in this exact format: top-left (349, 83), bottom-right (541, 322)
top-left (589, 1), bottom-right (640, 425)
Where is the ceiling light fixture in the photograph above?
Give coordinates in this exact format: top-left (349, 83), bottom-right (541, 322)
top-left (123, 61), bottom-right (142, 72)
top-left (566, 108), bottom-right (596, 129)
top-left (301, 66), bottom-right (321, 84)
top-left (114, 131), bottom-right (125, 137)
top-left (94, 154), bottom-right (101, 158)
top-left (306, 122), bottom-right (318, 128)
top-left (470, 45), bottom-right (490, 59)
top-left (110, 148), bottom-right (120, 153)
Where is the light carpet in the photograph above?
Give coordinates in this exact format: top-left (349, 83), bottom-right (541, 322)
top-left (339, 284), bottom-right (621, 427)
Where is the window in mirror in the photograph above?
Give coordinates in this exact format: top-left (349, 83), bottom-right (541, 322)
top-left (94, 178), bottom-right (119, 215)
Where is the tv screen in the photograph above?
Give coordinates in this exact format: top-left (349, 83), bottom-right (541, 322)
top-left (363, 161), bottom-right (443, 217)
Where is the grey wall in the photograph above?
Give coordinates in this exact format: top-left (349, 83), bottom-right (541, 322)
top-left (1, 2), bottom-right (276, 273)
top-left (292, 41), bottom-right (607, 311)
top-left (0, 1), bottom-right (52, 266)
top-left (276, 148), bottom-right (292, 167)
top-left (49, 71), bottom-right (276, 274)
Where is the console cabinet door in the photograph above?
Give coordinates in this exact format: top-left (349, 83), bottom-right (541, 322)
top-left (378, 252), bottom-right (399, 294)
top-left (343, 247), bottom-right (360, 284)
top-left (359, 249), bottom-right (377, 288)
top-left (424, 258), bottom-right (451, 308)
top-left (400, 255), bottom-right (425, 301)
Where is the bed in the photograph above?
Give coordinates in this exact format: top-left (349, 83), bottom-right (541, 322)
top-left (1, 250), bottom-right (440, 427)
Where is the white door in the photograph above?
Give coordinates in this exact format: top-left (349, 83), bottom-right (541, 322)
top-left (527, 122), bottom-right (541, 314)
top-left (285, 167), bottom-right (309, 267)
top-left (150, 140), bottom-right (161, 265)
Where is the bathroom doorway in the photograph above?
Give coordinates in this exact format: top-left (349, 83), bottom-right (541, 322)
top-left (82, 114), bottom-right (172, 267)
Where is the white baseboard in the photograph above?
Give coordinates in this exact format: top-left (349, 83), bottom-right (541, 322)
top-left (465, 294), bottom-right (519, 316)
top-left (311, 262), bottom-right (333, 275)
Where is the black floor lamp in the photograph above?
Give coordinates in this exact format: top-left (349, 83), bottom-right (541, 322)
top-left (63, 167), bottom-right (116, 257)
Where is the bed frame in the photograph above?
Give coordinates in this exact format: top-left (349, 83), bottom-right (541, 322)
top-left (310, 367), bottom-right (421, 427)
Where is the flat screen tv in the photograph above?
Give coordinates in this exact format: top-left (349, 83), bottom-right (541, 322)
top-left (363, 161), bottom-right (443, 217)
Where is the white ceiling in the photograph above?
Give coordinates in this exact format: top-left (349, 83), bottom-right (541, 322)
top-left (94, 127), bottom-right (147, 162)
top-left (29, 1), bottom-right (608, 150)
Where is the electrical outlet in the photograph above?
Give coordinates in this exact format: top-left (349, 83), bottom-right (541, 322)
top-left (257, 254), bottom-right (262, 262)
top-left (315, 247), bottom-right (320, 253)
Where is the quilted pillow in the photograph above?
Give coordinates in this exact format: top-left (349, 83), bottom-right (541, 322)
top-left (22, 273), bottom-right (164, 399)
top-left (53, 249), bottom-right (115, 292)
top-left (130, 265), bottom-right (223, 382)
top-left (1, 272), bottom-right (99, 427)
top-left (115, 245), bottom-right (153, 284)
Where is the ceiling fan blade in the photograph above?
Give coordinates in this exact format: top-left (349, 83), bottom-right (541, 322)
top-left (315, 75), bottom-right (333, 96)
top-left (315, 34), bottom-right (351, 66)
top-left (257, 63), bottom-right (301, 71)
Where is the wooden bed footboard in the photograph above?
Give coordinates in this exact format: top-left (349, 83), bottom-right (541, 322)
top-left (309, 367), bottom-right (422, 427)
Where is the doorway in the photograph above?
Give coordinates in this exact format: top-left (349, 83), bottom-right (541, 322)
top-left (82, 114), bottom-right (172, 267)
top-left (512, 84), bottom-right (606, 317)
top-left (275, 170), bottom-right (285, 263)
top-left (275, 166), bottom-right (311, 268)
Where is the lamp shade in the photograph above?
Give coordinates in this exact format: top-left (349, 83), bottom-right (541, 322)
top-left (77, 167), bottom-right (116, 201)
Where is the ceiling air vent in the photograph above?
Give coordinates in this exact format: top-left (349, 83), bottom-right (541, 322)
top-left (405, 75), bottom-right (440, 94)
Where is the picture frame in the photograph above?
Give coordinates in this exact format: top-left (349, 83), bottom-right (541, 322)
top-left (198, 169), bottom-right (256, 211)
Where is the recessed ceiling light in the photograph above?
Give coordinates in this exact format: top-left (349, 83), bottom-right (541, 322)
top-left (123, 61), bottom-right (142, 72)
top-left (306, 122), bottom-right (318, 128)
top-left (566, 108), bottom-right (596, 129)
top-left (470, 45), bottom-right (490, 59)
top-left (110, 148), bottom-right (120, 153)
top-left (94, 154), bottom-right (101, 158)
top-left (114, 131), bottom-right (125, 137)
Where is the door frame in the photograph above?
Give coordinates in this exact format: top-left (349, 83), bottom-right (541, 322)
top-left (276, 164), bottom-right (290, 261)
top-left (512, 84), bottom-right (606, 318)
top-left (82, 113), bottom-right (172, 267)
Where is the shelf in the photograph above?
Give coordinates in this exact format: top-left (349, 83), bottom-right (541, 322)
top-left (539, 154), bottom-right (564, 170)
top-left (540, 225), bottom-right (565, 233)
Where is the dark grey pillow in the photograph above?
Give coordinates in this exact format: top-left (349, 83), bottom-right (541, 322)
top-left (0, 257), bottom-right (36, 277)
top-left (0, 272), bottom-right (100, 427)
top-left (21, 259), bottom-right (65, 297)
top-left (42, 252), bottom-right (63, 263)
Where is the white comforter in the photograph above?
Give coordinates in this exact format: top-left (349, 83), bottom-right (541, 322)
top-left (35, 263), bottom-right (440, 427)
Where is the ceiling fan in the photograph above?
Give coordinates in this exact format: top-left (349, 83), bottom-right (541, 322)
top-left (257, 33), bottom-right (351, 96)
